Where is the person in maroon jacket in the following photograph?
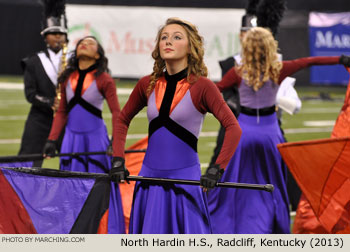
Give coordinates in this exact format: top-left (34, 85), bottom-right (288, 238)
top-left (207, 26), bottom-right (350, 234)
top-left (43, 36), bottom-right (125, 233)
top-left (43, 36), bottom-right (120, 174)
top-left (109, 17), bottom-right (242, 234)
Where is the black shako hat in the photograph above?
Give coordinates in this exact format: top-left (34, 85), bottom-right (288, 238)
top-left (241, 0), bottom-right (259, 31)
top-left (40, 0), bottom-right (68, 36)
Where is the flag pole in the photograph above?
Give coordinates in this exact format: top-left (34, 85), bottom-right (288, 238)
top-left (0, 167), bottom-right (274, 192)
top-left (127, 175), bottom-right (274, 192)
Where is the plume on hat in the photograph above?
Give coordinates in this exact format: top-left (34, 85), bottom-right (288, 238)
top-left (246, 0), bottom-right (261, 16)
top-left (256, 0), bottom-right (286, 36)
top-left (40, 0), bottom-right (66, 19)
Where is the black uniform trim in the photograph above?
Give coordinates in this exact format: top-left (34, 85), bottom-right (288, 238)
top-left (67, 98), bottom-right (102, 118)
top-left (149, 117), bottom-right (198, 152)
top-left (148, 68), bottom-right (198, 152)
top-left (240, 105), bottom-right (276, 116)
top-left (66, 64), bottom-right (102, 118)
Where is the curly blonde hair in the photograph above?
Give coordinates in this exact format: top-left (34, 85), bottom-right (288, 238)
top-left (238, 27), bottom-right (282, 91)
top-left (147, 17), bottom-right (208, 95)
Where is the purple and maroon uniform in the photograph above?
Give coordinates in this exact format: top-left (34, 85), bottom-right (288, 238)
top-left (48, 65), bottom-right (124, 234)
top-left (208, 56), bottom-right (341, 234)
top-left (114, 68), bottom-right (241, 234)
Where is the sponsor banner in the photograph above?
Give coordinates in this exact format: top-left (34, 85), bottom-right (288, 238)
top-left (66, 5), bottom-right (244, 81)
top-left (308, 12), bottom-right (350, 85)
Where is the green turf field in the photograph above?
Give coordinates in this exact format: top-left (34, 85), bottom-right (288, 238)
top-left (0, 78), bottom-right (347, 171)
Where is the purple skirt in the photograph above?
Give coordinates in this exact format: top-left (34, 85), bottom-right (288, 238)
top-left (129, 127), bottom-right (211, 234)
top-left (59, 104), bottom-right (112, 174)
top-left (59, 104), bottom-right (125, 234)
top-left (208, 112), bottom-right (290, 234)
top-left (59, 126), bottom-right (111, 173)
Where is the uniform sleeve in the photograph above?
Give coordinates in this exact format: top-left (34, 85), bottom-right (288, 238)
top-left (48, 81), bottom-right (68, 140)
top-left (215, 67), bottom-right (242, 92)
top-left (279, 56), bottom-right (340, 83)
top-left (23, 58), bottom-right (54, 111)
top-left (113, 76), bottom-right (150, 158)
top-left (192, 78), bottom-right (242, 170)
top-left (98, 74), bottom-right (121, 156)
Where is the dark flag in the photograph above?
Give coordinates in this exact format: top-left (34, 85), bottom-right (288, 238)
top-left (0, 167), bottom-right (124, 234)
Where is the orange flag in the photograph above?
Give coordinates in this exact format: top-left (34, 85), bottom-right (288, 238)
top-left (119, 137), bottom-right (147, 234)
top-left (278, 68), bottom-right (350, 233)
top-left (278, 137), bottom-right (350, 233)
top-left (332, 68), bottom-right (350, 138)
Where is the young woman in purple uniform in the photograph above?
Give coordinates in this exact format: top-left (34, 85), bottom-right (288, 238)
top-left (110, 18), bottom-right (242, 234)
top-left (208, 27), bottom-right (350, 234)
top-left (43, 36), bottom-right (124, 233)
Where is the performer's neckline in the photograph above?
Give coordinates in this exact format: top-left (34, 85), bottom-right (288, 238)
top-left (164, 68), bottom-right (188, 83)
top-left (78, 63), bottom-right (98, 74)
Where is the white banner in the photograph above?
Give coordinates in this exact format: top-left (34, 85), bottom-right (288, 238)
top-left (66, 5), bottom-right (244, 81)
